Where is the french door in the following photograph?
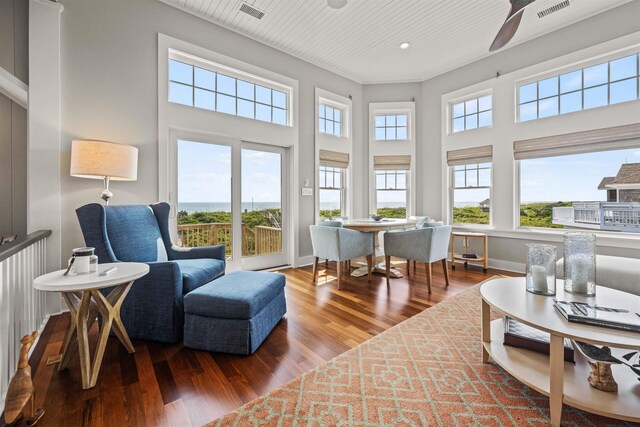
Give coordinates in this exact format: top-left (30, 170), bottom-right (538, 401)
top-left (170, 132), bottom-right (288, 271)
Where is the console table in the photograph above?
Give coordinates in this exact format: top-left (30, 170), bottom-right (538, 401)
top-left (33, 262), bottom-right (149, 389)
top-left (481, 277), bottom-right (640, 426)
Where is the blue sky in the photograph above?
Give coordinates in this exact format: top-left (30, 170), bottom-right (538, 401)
top-left (178, 140), bottom-right (640, 206)
top-left (178, 140), bottom-right (281, 205)
top-left (520, 148), bottom-right (640, 202)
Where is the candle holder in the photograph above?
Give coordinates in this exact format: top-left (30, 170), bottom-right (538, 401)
top-left (525, 243), bottom-right (556, 296)
top-left (563, 232), bottom-right (596, 296)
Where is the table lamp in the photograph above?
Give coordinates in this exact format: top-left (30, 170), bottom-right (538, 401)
top-left (70, 139), bottom-right (138, 204)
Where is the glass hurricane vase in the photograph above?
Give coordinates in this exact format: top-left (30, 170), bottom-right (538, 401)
top-left (563, 232), bottom-right (596, 296)
top-left (525, 243), bottom-right (556, 296)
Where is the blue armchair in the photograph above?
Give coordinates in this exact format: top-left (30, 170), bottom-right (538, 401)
top-left (76, 202), bottom-right (226, 343)
top-left (383, 225), bottom-right (452, 293)
top-left (309, 224), bottom-right (373, 289)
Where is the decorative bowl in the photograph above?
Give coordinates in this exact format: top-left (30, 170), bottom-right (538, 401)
top-left (369, 214), bottom-right (384, 222)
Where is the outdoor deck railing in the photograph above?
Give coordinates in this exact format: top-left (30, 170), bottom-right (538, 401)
top-left (177, 223), bottom-right (281, 256)
top-left (552, 202), bottom-right (640, 231)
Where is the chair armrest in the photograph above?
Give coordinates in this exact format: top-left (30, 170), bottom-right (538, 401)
top-left (168, 244), bottom-right (226, 261)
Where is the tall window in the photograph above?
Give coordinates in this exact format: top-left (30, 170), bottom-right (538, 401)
top-left (374, 114), bottom-right (408, 141)
top-left (375, 170), bottom-right (407, 218)
top-left (518, 53), bottom-right (639, 122)
top-left (451, 95), bottom-right (492, 133)
top-left (519, 148), bottom-right (640, 233)
top-left (169, 59), bottom-right (288, 125)
top-left (452, 163), bottom-right (491, 224)
top-left (319, 166), bottom-right (344, 219)
top-left (319, 104), bottom-right (342, 137)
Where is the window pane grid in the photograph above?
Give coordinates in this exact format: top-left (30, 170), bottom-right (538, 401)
top-left (518, 53), bottom-right (640, 122)
top-left (319, 104), bottom-right (343, 137)
top-left (453, 163), bottom-right (491, 189)
top-left (374, 114), bottom-right (409, 141)
top-left (451, 163), bottom-right (492, 225)
top-left (319, 166), bottom-right (342, 190)
top-left (451, 95), bottom-right (492, 133)
top-left (375, 170), bottom-right (407, 190)
top-left (169, 59), bottom-right (288, 126)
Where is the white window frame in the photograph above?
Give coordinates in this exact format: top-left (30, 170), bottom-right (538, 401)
top-left (449, 162), bottom-right (493, 227)
top-left (169, 50), bottom-right (294, 127)
top-left (373, 113), bottom-right (409, 141)
top-left (516, 50), bottom-right (640, 123)
top-left (448, 92), bottom-right (493, 134)
top-left (318, 165), bottom-right (346, 218)
top-left (315, 88), bottom-right (352, 220)
top-left (374, 170), bottom-right (409, 216)
top-left (369, 102), bottom-right (416, 218)
top-left (158, 33), bottom-right (300, 268)
top-left (318, 103), bottom-right (344, 138)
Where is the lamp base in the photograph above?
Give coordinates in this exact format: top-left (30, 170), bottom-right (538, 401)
top-left (101, 177), bottom-right (113, 205)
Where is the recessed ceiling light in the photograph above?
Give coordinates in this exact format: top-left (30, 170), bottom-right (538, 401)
top-left (327, 0), bottom-right (347, 9)
top-left (400, 42), bottom-right (410, 50)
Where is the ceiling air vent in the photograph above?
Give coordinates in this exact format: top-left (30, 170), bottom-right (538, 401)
top-left (537, 0), bottom-right (570, 18)
top-left (239, 2), bottom-right (265, 20)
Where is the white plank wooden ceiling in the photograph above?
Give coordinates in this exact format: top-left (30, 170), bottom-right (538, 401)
top-left (159, 0), bottom-right (632, 83)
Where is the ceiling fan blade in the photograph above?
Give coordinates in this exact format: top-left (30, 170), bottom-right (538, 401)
top-left (489, 10), bottom-right (524, 52)
top-left (489, 0), bottom-right (535, 52)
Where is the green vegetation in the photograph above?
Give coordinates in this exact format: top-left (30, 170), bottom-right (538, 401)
top-left (519, 202), bottom-right (572, 228)
top-left (453, 207), bottom-right (489, 224)
top-left (452, 202), bottom-right (573, 228)
top-left (376, 207), bottom-right (406, 219)
top-left (178, 209), bottom-right (280, 229)
top-left (319, 209), bottom-right (341, 220)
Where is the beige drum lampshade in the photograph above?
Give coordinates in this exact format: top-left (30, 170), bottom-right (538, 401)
top-left (70, 140), bottom-right (138, 180)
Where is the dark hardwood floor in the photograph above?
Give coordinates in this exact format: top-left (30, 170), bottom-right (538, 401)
top-left (26, 260), bottom-right (513, 426)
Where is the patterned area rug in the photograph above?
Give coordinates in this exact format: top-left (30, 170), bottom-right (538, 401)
top-left (210, 278), bottom-right (638, 426)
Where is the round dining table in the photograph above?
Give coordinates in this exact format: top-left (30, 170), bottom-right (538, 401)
top-left (341, 218), bottom-right (417, 277)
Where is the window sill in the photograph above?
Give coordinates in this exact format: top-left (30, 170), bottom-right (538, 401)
top-left (451, 225), bottom-right (640, 250)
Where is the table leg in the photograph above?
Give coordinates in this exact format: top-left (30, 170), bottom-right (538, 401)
top-left (59, 281), bottom-right (136, 389)
top-left (481, 298), bottom-right (491, 363)
top-left (351, 231), bottom-right (403, 278)
top-left (549, 334), bottom-right (564, 426)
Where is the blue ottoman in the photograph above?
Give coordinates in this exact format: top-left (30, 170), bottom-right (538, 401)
top-left (183, 271), bottom-right (286, 355)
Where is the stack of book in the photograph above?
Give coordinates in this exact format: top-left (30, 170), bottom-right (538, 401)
top-left (503, 317), bottom-right (574, 362)
top-left (553, 300), bottom-right (640, 333)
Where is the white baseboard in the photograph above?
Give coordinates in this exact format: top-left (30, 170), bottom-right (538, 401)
top-left (295, 255), bottom-right (315, 268)
top-left (488, 258), bottom-right (525, 274)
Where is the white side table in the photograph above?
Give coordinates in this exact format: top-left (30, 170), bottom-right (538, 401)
top-left (33, 262), bottom-right (149, 389)
top-left (481, 277), bottom-right (640, 426)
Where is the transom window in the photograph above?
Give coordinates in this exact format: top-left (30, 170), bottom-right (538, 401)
top-left (451, 95), bottom-right (492, 133)
top-left (451, 163), bottom-right (491, 225)
top-left (169, 59), bottom-right (288, 126)
top-left (319, 104), bottom-right (342, 137)
top-left (518, 53), bottom-right (640, 122)
top-left (319, 166), bottom-right (344, 219)
top-left (374, 114), bottom-right (408, 141)
top-left (375, 170), bottom-right (407, 218)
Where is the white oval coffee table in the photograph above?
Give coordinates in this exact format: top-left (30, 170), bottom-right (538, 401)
top-left (34, 262), bottom-right (149, 389)
top-left (480, 277), bottom-right (640, 426)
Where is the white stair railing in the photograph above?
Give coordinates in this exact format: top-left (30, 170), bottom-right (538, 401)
top-left (0, 230), bottom-right (51, 411)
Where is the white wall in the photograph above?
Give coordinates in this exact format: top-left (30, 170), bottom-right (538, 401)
top-left (419, 2), bottom-right (640, 269)
top-left (56, 0), bottom-right (639, 272)
top-left (59, 0), bottom-right (363, 264)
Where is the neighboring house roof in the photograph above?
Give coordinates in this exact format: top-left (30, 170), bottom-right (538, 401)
top-left (479, 198), bottom-right (490, 206)
top-left (598, 177), bottom-right (615, 190)
top-left (605, 163), bottom-right (640, 189)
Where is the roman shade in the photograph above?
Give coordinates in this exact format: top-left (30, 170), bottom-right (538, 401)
top-left (373, 155), bottom-right (411, 170)
top-left (513, 123), bottom-right (640, 160)
top-left (446, 145), bottom-right (493, 166)
top-left (319, 149), bottom-right (349, 169)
